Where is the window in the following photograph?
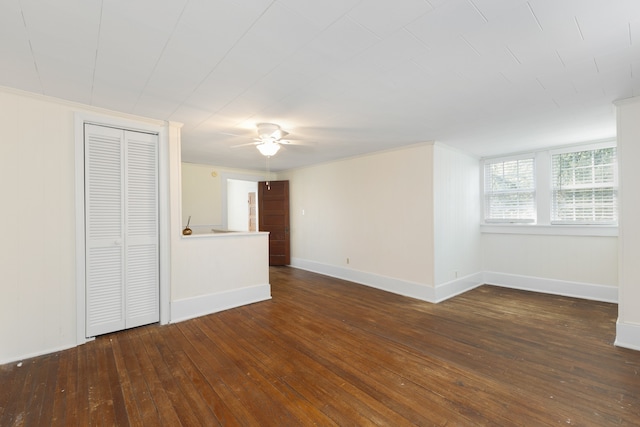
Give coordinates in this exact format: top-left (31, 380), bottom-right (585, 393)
top-left (482, 141), bottom-right (618, 228)
top-left (483, 157), bottom-right (535, 223)
top-left (551, 145), bottom-right (617, 224)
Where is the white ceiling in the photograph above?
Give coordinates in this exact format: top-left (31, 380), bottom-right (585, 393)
top-left (2, 0), bottom-right (639, 171)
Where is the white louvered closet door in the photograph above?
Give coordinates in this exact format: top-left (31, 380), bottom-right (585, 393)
top-left (85, 124), bottom-right (159, 337)
top-left (124, 129), bottom-right (159, 329)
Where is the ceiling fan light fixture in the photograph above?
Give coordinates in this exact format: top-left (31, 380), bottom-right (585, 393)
top-left (256, 141), bottom-right (281, 157)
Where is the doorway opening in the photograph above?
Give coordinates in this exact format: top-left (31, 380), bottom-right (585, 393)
top-left (226, 179), bottom-right (259, 231)
top-left (220, 173), bottom-right (262, 231)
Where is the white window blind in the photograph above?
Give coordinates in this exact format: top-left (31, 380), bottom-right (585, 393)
top-left (484, 157), bottom-right (535, 223)
top-left (551, 146), bottom-right (617, 224)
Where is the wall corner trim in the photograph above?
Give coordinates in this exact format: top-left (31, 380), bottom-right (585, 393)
top-left (615, 320), bottom-right (640, 351)
top-left (434, 272), bottom-right (485, 302)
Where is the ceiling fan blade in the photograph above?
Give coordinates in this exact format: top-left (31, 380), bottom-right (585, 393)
top-left (256, 123), bottom-right (292, 140)
top-left (215, 126), bottom-right (256, 138)
top-left (280, 139), bottom-right (316, 147)
top-left (230, 141), bottom-right (260, 148)
top-left (218, 131), bottom-right (246, 137)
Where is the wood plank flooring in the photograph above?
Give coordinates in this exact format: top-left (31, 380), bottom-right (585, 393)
top-left (1, 266), bottom-right (639, 426)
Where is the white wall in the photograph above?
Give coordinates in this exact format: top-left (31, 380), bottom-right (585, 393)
top-left (279, 138), bottom-right (618, 304)
top-left (0, 87), bottom-right (270, 364)
top-left (479, 144), bottom-right (618, 302)
top-left (227, 179), bottom-right (258, 231)
top-left (169, 140), bottom-right (270, 323)
top-left (181, 163), bottom-right (222, 228)
top-left (278, 143), bottom-right (436, 298)
top-left (278, 142), bottom-right (487, 302)
top-left (616, 96), bottom-right (640, 350)
top-left (482, 234), bottom-right (618, 286)
top-left (181, 163), bottom-right (263, 231)
top-left (169, 234), bottom-right (269, 301)
top-left (433, 143), bottom-right (481, 286)
top-left (0, 88), bottom-right (78, 363)
top-left (0, 87), bottom-right (172, 363)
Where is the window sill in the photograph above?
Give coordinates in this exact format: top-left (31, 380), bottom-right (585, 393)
top-left (480, 224), bottom-right (618, 237)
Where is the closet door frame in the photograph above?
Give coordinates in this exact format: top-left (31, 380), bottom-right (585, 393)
top-left (74, 112), bottom-right (171, 343)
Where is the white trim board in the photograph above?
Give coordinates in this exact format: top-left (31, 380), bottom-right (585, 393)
top-left (290, 258), bottom-right (484, 303)
top-left (0, 343), bottom-right (78, 366)
top-left (290, 258), bottom-right (436, 302)
top-left (615, 320), bottom-right (640, 351)
top-left (434, 273), bottom-right (484, 303)
top-left (483, 271), bottom-right (618, 303)
top-left (290, 258), bottom-right (617, 304)
top-left (170, 284), bottom-right (272, 324)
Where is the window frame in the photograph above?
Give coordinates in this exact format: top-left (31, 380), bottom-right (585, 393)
top-left (482, 154), bottom-right (536, 224)
top-left (549, 141), bottom-right (618, 226)
top-left (480, 140), bottom-right (618, 236)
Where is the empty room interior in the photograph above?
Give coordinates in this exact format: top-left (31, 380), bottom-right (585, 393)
top-left (1, 0), bottom-right (640, 425)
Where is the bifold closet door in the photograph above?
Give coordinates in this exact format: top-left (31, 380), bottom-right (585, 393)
top-left (85, 124), bottom-right (159, 337)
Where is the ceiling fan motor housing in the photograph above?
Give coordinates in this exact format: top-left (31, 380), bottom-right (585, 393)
top-left (257, 123), bottom-right (287, 141)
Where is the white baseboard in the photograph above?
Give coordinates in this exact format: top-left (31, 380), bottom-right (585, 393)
top-left (291, 258), bottom-right (617, 305)
top-left (483, 271), bottom-right (618, 303)
top-left (291, 258), bottom-right (437, 302)
top-left (0, 343), bottom-right (78, 366)
top-left (291, 258), bottom-right (484, 303)
top-left (615, 320), bottom-right (640, 351)
top-left (170, 283), bottom-right (271, 324)
top-left (2, 285), bottom-right (271, 365)
top-left (434, 272), bottom-right (485, 302)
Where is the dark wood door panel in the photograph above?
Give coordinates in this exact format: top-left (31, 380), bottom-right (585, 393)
top-left (267, 230), bottom-right (286, 241)
top-left (258, 181), bottom-right (290, 266)
top-left (263, 215), bottom-right (286, 226)
top-left (262, 199), bottom-right (287, 210)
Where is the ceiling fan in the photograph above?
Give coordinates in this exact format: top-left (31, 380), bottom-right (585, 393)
top-left (232, 123), bottom-right (293, 157)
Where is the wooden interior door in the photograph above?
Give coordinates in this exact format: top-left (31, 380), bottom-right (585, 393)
top-left (258, 180), bottom-right (290, 265)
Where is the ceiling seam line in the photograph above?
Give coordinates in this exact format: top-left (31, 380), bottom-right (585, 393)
top-left (19, 1), bottom-right (44, 94)
top-left (526, 2), bottom-right (544, 32)
top-left (90, 0), bottom-right (104, 106)
top-left (574, 17), bottom-right (585, 40)
top-left (131, 0), bottom-right (192, 114)
top-left (242, 0), bottom-right (373, 125)
top-left (466, 0), bottom-right (488, 23)
top-left (460, 35), bottom-right (481, 57)
top-left (506, 46), bottom-right (522, 65)
top-left (189, 0), bottom-right (371, 133)
top-left (169, 0), bottom-right (278, 121)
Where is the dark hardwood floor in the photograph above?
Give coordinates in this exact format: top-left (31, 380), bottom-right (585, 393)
top-left (2, 267), bottom-right (639, 426)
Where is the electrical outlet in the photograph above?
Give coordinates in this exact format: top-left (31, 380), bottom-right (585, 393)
top-left (346, 257), bottom-right (350, 264)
